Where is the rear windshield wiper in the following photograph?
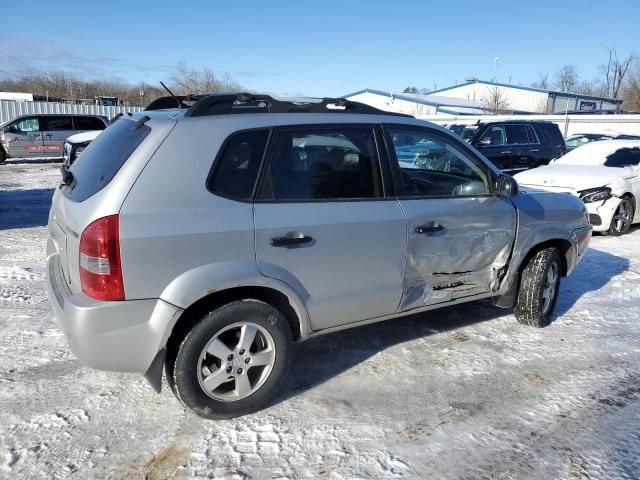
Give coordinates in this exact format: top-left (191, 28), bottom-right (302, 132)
top-left (60, 166), bottom-right (74, 186)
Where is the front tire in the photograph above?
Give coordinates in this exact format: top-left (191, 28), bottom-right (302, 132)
top-left (171, 300), bottom-right (292, 419)
top-left (606, 198), bottom-right (633, 236)
top-left (515, 247), bottom-right (561, 327)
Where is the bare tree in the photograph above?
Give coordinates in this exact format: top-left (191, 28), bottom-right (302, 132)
top-left (171, 64), bottom-right (244, 95)
top-left (531, 72), bottom-right (551, 90)
top-left (0, 66), bottom-right (244, 106)
top-left (601, 46), bottom-right (637, 99)
top-left (576, 78), bottom-right (606, 97)
top-left (621, 64), bottom-right (640, 111)
top-left (555, 65), bottom-right (579, 92)
top-left (482, 84), bottom-right (509, 114)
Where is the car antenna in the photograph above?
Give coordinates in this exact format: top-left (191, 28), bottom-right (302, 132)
top-left (160, 81), bottom-right (181, 108)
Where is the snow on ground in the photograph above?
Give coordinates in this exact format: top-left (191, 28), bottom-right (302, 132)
top-left (1, 161), bottom-right (639, 480)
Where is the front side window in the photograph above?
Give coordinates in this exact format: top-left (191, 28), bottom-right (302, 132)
top-left (264, 127), bottom-right (381, 200)
top-left (209, 129), bottom-right (269, 199)
top-left (389, 128), bottom-right (490, 197)
top-left (479, 125), bottom-right (506, 146)
top-left (9, 117), bottom-right (39, 133)
top-left (604, 148), bottom-right (640, 168)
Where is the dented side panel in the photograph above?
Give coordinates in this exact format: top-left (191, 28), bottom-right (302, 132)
top-left (398, 196), bottom-right (517, 311)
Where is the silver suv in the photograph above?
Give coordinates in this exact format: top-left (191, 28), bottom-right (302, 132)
top-left (46, 94), bottom-right (592, 419)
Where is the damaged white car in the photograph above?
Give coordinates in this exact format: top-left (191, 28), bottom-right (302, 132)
top-left (515, 140), bottom-right (640, 235)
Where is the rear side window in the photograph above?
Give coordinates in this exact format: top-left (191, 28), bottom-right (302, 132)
top-left (75, 116), bottom-right (106, 130)
top-left (63, 119), bottom-right (150, 202)
top-left (208, 129), bottom-right (269, 199)
top-left (44, 116), bottom-right (73, 131)
top-left (262, 127), bottom-right (382, 200)
top-left (536, 123), bottom-right (564, 146)
top-left (505, 124), bottom-right (531, 144)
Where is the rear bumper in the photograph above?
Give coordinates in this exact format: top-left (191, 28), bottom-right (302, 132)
top-left (46, 253), bottom-right (183, 373)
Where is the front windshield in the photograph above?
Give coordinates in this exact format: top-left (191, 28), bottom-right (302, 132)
top-left (461, 126), bottom-right (478, 141)
top-left (565, 135), bottom-right (591, 148)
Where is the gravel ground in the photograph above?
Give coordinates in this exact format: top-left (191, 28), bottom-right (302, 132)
top-left (1, 161), bottom-right (639, 480)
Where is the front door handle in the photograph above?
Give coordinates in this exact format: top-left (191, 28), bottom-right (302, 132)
top-left (501, 150), bottom-right (512, 154)
top-left (530, 149), bottom-right (539, 152)
top-left (271, 231), bottom-right (313, 247)
top-left (415, 223), bottom-right (444, 234)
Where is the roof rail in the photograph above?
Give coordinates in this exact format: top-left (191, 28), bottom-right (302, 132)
top-left (144, 93), bottom-right (213, 111)
top-left (179, 93), bottom-right (413, 118)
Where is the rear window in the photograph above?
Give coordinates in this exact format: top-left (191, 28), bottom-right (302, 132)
top-left (63, 118), bottom-right (150, 202)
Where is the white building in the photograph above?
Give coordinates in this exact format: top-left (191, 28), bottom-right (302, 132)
top-left (343, 89), bottom-right (489, 117)
top-left (427, 79), bottom-right (622, 114)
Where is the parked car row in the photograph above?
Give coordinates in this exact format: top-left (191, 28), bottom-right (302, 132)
top-left (0, 114), bottom-right (107, 163)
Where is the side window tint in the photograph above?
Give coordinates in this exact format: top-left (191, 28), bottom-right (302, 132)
top-left (505, 124), bottom-right (530, 144)
top-left (209, 129), bottom-right (269, 199)
top-left (45, 116), bottom-right (73, 131)
top-left (76, 116), bottom-right (106, 130)
top-left (389, 128), bottom-right (490, 198)
top-left (267, 127), bottom-right (381, 200)
top-left (604, 148), bottom-right (640, 168)
top-left (479, 126), bottom-right (506, 146)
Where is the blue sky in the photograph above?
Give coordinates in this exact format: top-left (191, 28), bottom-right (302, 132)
top-left (1, 0), bottom-right (639, 97)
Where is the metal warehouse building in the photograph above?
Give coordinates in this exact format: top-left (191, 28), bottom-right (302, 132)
top-left (343, 89), bottom-right (490, 117)
top-left (427, 78), bottom-right (623, 114)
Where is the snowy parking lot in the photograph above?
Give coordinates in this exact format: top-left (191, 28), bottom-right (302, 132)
top-left (1, 162), bottom-right (640, 480)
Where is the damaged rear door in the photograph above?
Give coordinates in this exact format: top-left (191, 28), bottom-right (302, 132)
top-left (385, 125), bottom-right (517, 311)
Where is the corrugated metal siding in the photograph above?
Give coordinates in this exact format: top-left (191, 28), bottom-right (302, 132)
top-left (0, 100), bottom-right (142, 124)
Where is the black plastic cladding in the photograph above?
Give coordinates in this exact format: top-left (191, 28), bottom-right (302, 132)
top-left (145, 93), bottom-right (413, 118)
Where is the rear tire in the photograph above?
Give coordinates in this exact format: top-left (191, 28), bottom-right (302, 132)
top-left (170, 300), bottom-right (292, 419)
top-left (515, 247), bottom-right (561, 328)
top-left (605, 198), bottom-right (633, 236)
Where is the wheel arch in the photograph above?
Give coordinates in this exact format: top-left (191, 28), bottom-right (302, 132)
top-left (520, 238), bottom-right (572, 277)
top-left (493, 237), bottom-right (572, 309)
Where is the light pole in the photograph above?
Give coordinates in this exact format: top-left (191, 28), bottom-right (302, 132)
top-left (493, 57), bottom-right (499, 83)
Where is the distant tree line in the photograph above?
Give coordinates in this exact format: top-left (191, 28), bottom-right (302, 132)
top-left (0, 64), bottom-right (245, 107)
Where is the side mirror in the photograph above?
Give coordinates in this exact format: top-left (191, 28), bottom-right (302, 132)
top-left (477, 137), bottom-right (492, 146)
top-left (496, 173), bottom-right (519, 198)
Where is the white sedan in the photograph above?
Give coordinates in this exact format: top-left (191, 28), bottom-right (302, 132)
top-left (515, 140), bottom-right (640, 235)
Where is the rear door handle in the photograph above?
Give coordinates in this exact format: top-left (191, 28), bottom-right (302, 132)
top-left (530, 149), bottom-right (539, 152)
top-left (501, 150), bottom-right (512, 154)
top-left (415, 223), bottom-right (444, 234)
top-left (271, 231), bottom-right (313, 247)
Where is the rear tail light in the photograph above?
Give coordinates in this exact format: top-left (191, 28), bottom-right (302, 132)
top-left (79, 215), bottom-right (124, 300)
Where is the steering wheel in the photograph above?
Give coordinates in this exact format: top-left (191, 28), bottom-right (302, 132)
top-left (406, 177), bottom-right (433, 195)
